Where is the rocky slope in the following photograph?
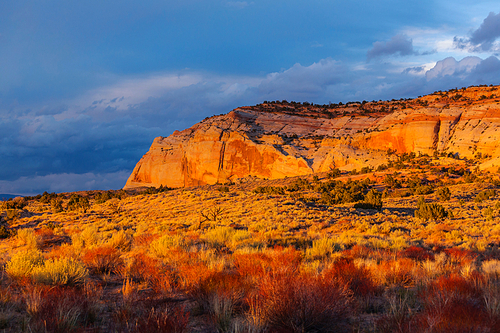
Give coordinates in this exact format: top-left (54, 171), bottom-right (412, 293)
top-left (125, 85), bottom-right (500, 189)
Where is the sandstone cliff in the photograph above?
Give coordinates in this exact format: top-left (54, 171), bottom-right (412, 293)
top-left (125, 85), bottom-right (500, 189)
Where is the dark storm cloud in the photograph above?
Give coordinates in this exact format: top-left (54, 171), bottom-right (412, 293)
top-left (454, 12), bottom-right (500, 52)
top-left (367, 34), bottom-right (418, 61)
top-left (402, 66), bottom-right (426, 74)
top-left (3, 54), bottom-right (500, 195)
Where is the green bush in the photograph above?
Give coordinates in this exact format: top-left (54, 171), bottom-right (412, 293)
top-left (67, 195), bottom-right (90, 212)
top-left (415, 201), bottom-right (448, 220)
top-left (142, 185), bottom-right (172, 195)
top-left (0, 225), bottom-right (13, 239)
top-left (327, 168), bottom-right (341, 179)
top-left (383, 174), bottom-right (401, 189)
top-left (254, 186), bottom-right (285, 195)
top-left (286, 178), bottom-right (312, 192)
top-left (475, 189), bottom-right (496, 203)
top-left (318, 179), bottom-right (367, 205)
top-left (354, 189), bottom-right (383, 210)
top-left (50, 197), bottom-right (64, 213)
top-left (436, 187), bottom-right (451, 201)
top-left (414, 185), bottom-right (434, 195)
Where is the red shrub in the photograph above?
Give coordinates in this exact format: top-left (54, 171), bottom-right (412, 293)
top-left (125, 252), bottom-right (174, 293)
top-left (189, 270), bottom-right (250, 315)
top-left (401, 246), bottom-right (434, 261)
top-left (22, 285), bottom-right (96, 332)
top-left (234, 247), bottom-right (302, 280)
top-left (431, 274), bottom-right (482, 299)
top-left (82, 245), bottom-right (124, 274)
top-left (250, 271), bottom-right (353, 333)
top-left (378, 259), bottom-right (415, 288)
top-left (132, 305), bottom-right (189, 333)
top-left (344, 245), bottom-right (375, 259)
top-left (323, 259), bottom-right (377, 296)
top-left (113, 301), bottom-right (189, 333)
top-left (412, 274), bottom-right (489, 332)
top-left (133, 234), bottom-right (158, 247)
top-left (444, 247), bottom-right (478, 265)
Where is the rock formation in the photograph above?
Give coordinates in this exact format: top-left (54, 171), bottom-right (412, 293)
top-left (125, 85), bottom-right (500, 189)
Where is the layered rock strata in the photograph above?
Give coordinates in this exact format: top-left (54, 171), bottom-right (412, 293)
top-left (125, 86), bottom-right (500, 189)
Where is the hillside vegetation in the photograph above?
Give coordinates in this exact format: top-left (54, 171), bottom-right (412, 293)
top-left (2, 150), bottom-right (500, 331)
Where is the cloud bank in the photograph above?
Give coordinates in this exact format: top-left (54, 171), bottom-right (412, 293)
top-left (454, 11), bottom-right (500, 52)
top-left (367, 34), bottom-right (418, 61)
top-left (3, 53), bottom-right (500, 195)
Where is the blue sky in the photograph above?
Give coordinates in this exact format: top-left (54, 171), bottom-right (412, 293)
top-left (1, 0), bottom-right (500, 195)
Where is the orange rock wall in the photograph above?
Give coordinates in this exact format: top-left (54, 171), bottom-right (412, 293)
top-left (125, 87), bottom-right (500, 189)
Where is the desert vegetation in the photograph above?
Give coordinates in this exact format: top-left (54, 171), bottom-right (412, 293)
top-left (2, 152), bottom-right (500, 331)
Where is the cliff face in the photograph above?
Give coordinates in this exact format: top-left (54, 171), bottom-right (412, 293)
top-left (125, 86), bottom-right (500, 189)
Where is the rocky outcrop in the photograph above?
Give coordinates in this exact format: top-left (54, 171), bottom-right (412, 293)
top-left (125, 86), bottom-right (500, 189)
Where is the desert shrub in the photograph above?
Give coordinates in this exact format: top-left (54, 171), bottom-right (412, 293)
top-left (16, 228), bottom-right (39, 249)
top-left (319, 179), bottom-right (367, 205)
top-left (123, 253), bottom-right (173, 292)
top-left (142, 184), bottom-right (172, 195)
top-left (414, 184), bottom-right (434, 195)
top-left (413, 274), bottom-right (488, 331)
top-left (31, 257), bottom-right (88, 286)
top-left (150, 234), bottom-right (186, 257)
top-left (39, 191), bottom-right (58, 204)
top-left (132, 305), bottom-right (189, 333)
top-left (415, 200), bottom-right (447, 220)
top-left (436, 186), bottom-right (451, 201)
top-left (5, 249), bottom-right (44, 279)
top-left (190, 271), bottom-right (249, 330)
top-left (375, 289), bottom-right (418, 333)
top-left (354, 189), bottom-right (383, 210)
top-left (71, 226), bottom-right (103, 249)
top-left (234, 248), bottom-right (302, 281)
top-left (1, 197), bottom-right (26, 210)
top-left (202, 226), bottom-right (251, 249)
top-left (50, 197), bottom-right (64, 213)
top-left (94, 190), bottom-right (124, 204)
top-left (383, 173), bottom-right (402, 189)
top-left (475, 189), bottom-right (496, 202)
top-left (306, 238), bottom-right (342, 260)
top-left (67, 194), bottom-right (90, 212)
top-left (286, 178), bottom-right (312, 191)
top-left (324, 259), bottom-right (377, 296)
top-left (112, 301), bottom-right (189, 333)
top-left (326, 168), bottom-right (341, 179)
top-left (0, 225), bottom-right (13, 239)
top-left (82, 245), bottom-right (124, 274)
top-left (482, 260), bottom-right (500, 279)
top-left (249, 271), bottom-right (353, 333)
top-left (23, 285), bottom-right (99, 332)
top-left (401, 246), bottom-right (434, 261)
top-left (253, 186), bottom-right (285, 195)
top-left (3, 209), bottom-right (19, 222)
top-left (107, 230), bottom-right (133, 251)
top-left (375, 259), bottom-right (415, 288)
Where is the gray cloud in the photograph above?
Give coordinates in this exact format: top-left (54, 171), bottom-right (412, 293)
top-left (0, 171), bottom-right (130, 196)
top-left (402, 66), bottom-right (426, 74)
top-left (454, 12), bottom-right (500, 52)
top-left (3, 55), bottom-right (500, 195)
top-left (367, 34), bottom-right (417, 61)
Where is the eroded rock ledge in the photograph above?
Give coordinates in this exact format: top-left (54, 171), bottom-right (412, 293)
top-left (125, 86), bottom-right (500, 189)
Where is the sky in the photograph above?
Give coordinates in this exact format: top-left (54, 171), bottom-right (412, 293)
top-left (1, 0), bottom-right (500, 195)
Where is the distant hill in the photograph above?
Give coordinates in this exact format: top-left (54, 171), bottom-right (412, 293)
top-left (125, 84), bottom-right (500, 189)
top-left (0, 194), bottom-right (21, 201)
